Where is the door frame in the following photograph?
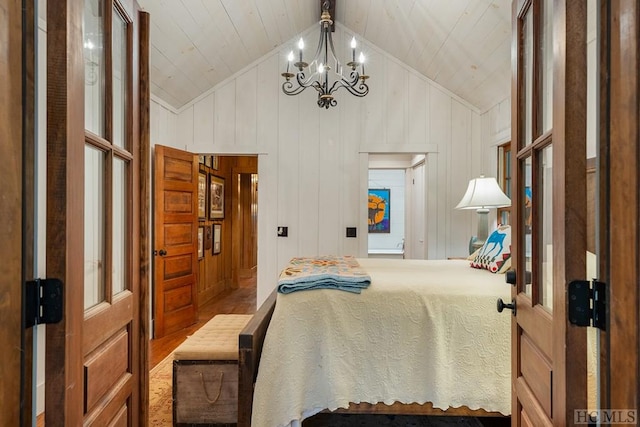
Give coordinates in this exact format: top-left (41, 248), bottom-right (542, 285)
top-left (0, 0), bottom-right (34, 424)
top-left (598, 0), bottom-right (640, 411)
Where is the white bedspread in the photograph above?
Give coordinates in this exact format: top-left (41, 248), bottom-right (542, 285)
top-left (252, 259), bottom-right (512, 427)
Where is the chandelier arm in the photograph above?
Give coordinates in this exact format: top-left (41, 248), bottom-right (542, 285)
top-left (311, 80), bottom-right (326, 96)
top-left (310, 21), bottom-right (328, 67)
top-left (340, 79), bottom-right (369, 97)
top-left (295, 70), bottom-right (317, 88)
top-left (282, 81), bottom-right (309, 96)
top-left (340, 70), bottom-right (360, 86)
top-left (342, 84), bottom-right (369, 97)
top-left (327, 80), bottom-right (341, 95)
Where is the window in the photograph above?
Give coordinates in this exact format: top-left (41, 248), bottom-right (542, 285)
top-left (497, 142), bottom-right (511, 225)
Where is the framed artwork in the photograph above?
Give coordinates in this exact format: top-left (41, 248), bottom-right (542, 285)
top-left (209, 175), bottom-right (225, 219)
top-left (197, 226), bottom-right (204, 259)
top-left (213, 223), bottom-right (221, 254)
top-left (197, 172), bottom-right (207, 219)
top-left (204, 224), bottom-right (212, 250)
top-left (204, 155), bottom-right (212, 167)
top-left (211, 155), bottom-right (219, 170)
top-left (368, 188), bottom-right (390, 233)
top-left (198, 154), bottom-right (205, 165)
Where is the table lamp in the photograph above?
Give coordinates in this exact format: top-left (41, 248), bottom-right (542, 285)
top-left (455, 176), bottom-right (511, 254)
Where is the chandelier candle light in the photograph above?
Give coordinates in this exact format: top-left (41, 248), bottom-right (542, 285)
top-left (281, 0), bottom-right (369, 109)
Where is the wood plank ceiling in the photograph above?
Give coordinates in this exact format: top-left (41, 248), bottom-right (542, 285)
top-left (137, 0), bottom-right (512, 112)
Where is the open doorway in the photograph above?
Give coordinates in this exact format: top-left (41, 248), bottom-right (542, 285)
top-left (192, 154), bottom-right (258, 307)
top-left (367, 154), bottom-right (426, 260)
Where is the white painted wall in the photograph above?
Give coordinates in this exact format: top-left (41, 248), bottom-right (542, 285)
top-left (169, 23), bottom-right (481, 305)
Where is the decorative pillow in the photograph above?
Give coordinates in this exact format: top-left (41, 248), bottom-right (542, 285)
top-left (497, 255), bottom-right (511, 274)
top-left (471, 225), bottom-right (511, 273)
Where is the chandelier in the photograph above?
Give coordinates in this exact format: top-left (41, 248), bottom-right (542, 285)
top-left (281, 0), bottom-right (369, 109)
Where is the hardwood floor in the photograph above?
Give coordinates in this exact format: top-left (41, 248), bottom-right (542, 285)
top-left (149, 278), bottom-right (256, 369)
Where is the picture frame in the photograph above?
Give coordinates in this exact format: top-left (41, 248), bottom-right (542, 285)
top-left (197, 226), bottom-right (204, 259)
top-left (198, 154), bottom-right (205, 165)
top-left (209, 175), bottom-right (225, 219)
top-left (211, 155), bottom-right (219, 170)
top-left (368, 188), bottom-right (391, 233)
top-left (213, 223), bottom-right (221, 255)
top-left (197, 172), bottom-right (207, 220)
top-left (204, 224), bottom-right (212, 250)
top-left (204, 155), bottom-right (212, 168)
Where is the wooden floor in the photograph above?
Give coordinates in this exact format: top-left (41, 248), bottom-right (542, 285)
top-left (149, 277), bottom-right (256, 369)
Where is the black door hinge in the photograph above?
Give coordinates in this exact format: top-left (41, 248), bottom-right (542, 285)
top-left (25, 278), bottom-right (63, 328)
top-left (568, 279), bottom-right (606, 331)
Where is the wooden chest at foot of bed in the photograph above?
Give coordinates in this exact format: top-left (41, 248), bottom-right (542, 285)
top-left (172, 314), bottom-right (252, 426)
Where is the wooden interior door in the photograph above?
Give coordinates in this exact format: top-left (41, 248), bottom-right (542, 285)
top-left (599, 0), bottom-right (640, 413)
top-left (153, 145), bottom-right (198, 338)
top-left (509, 0), bottom-right (587, 425)
top-left (46, 0), bottom-right (144, 424)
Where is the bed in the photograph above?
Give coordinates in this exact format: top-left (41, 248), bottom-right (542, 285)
top-left (239, 258), bottom-right (512, 427)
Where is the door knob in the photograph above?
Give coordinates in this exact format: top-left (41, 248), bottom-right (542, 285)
top-left (497, 298), bottom-right (516, 316)
top-left (155, 249), bottom-right (167, 256)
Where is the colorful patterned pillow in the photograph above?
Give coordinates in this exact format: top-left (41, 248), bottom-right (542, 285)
top-left (471, 225), bottom-right (511, 273)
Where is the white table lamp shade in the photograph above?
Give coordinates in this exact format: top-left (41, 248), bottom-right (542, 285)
top-left (455, 176), bottom-right (511, 210)
top-left (455, 176), bottom-right (511, 254)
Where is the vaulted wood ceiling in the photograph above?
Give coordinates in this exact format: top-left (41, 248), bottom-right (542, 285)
top-left (137, 0), bottom-right (512, 112)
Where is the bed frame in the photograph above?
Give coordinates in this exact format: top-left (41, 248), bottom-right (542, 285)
top-left (237, 290), bottom-right (505, 427)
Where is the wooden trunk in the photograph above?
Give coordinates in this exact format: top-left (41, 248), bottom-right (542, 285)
top-left (173, 360), bottom-right (239, 426)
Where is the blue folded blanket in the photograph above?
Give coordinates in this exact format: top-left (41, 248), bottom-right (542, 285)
top-left (277, 255), bottom-right (371, 294)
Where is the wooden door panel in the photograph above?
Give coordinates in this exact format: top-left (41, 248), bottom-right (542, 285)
top-left (84, 376), bottom-right (133, 426)
top-left (154, 144), bottom-right (198, 338)
top-left (515, 378), bottom-right (552, 427)
top-left (164, 223), bottom-right (193, 245)
top-left (163, 255), bottom-right (196, 282)
top-left (521, 409), bottom-right (535, 427)
top-left (164, 286), bottom-right (194, 310)
top-left (514, 297), bottom-right (552, 358)
top-left (109, 406), bottom-right (128, 427)
top-left (520, 334), bottom-right (552, 417)
top-left (83, 292), bottom-right (133, 353)
top-left (84, 330), bottom-right (129, 411)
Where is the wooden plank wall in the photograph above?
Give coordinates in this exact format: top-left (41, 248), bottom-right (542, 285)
top-left (168, 27), bottom-right (482, 305)
top-left (149, 25), bottom-right (484, 305)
